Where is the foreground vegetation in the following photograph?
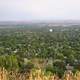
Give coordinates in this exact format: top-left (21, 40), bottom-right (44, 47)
top-left (0, 67), bottom-right (80, 80)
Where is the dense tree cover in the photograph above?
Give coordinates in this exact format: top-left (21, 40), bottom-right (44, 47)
top-left (0, 26), bottom-right (80, 76)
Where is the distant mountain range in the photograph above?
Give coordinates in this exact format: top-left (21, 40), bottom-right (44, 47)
top-left (0, 20), bottom-right (80, 26)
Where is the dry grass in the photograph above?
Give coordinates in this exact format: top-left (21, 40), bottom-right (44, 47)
top-left (0, 67), bottom-right (80, 80)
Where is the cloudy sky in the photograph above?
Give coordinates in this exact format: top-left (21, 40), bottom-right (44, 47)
top-left (0, 0), bottom-right (80, 21)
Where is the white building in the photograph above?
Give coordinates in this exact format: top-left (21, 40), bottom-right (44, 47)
top-left (49, 29), bottom-right (53, 32)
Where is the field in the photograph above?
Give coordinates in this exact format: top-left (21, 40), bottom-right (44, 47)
top-left (0, 23), bottom-right (80, 79)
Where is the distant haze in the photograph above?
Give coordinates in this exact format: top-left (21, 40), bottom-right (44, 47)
top-left (0, 0), bottom-right (80, 21)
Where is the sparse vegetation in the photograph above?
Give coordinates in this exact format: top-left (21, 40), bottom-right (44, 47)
top-left (0, 67), bottom-right (80, 80)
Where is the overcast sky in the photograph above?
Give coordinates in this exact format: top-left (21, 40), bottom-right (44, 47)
top-left (0, 0), bottom-right (80, 21)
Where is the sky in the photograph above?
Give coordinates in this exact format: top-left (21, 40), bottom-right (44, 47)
top-left (0, 0), bottom-right (80, 21)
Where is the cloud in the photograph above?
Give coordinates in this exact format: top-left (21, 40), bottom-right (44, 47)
top-left (0, 0), bottom-right (80, 21)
